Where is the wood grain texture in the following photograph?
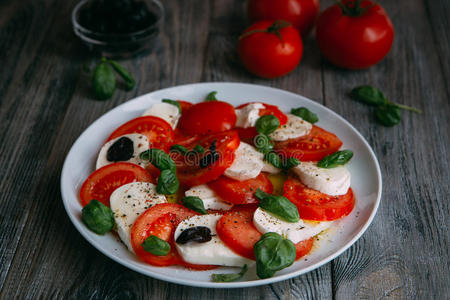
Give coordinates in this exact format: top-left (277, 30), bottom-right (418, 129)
top-left (0, 0), bottom-right (448, 299)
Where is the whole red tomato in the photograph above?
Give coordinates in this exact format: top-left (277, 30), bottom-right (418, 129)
top-left (248, 0), bottom-right (319, 36)
top-left (316, 0), bottom-right (394, 69)
top-left (238, 20), bottom-right (303, 78)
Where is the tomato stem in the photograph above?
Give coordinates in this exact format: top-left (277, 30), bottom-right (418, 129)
top-left (239, 20), bottom-right (291, 45)
top-left (335, 0), bottom-right (375, 17)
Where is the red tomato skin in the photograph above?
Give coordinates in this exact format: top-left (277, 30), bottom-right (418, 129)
top-left (283, 177), bottom-right (355, 221)
top-left (178, 101), bottom-right (237, 135)
top-left (295, 237), bottom-right (314, 260)
top-left (238, 21), bottom-right (303, 78)
top-left (106, 116), bottom-right (174, 152)
top-left (79, 163), bottom-right (153, 207)
top-left (208, 173), bottom-right (274, 205)
top-left (274, 125), bottom-right (343, 162)
top-left (248, 0), bottom-right (319, 36)
top-left (316, 0), bottom-right (394, 69)
top-left (177, 100), bottom-right (193, 113)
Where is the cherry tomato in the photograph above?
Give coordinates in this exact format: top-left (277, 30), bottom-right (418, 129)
top-left (248, 0), bottom-right (319, 36)
top-left (238, 20), bottom-right (303, 78)
top-left (316, 0), bottom-right (394, 69)
top-left (172, 131), bottom-right (240, 187)
top-left (177, 100), bottom-right (193, 113)
top-left (106, 116), bottom-right (174, 152)
top-left (208, 173), bottom-right (273, 205)
top-left (178, 101), bottom-right (236, 135)
top-left (80, 163), bottom-right (153, 207)
top-left (283, 177), bottom-right (355, 221)
top-left (274, 125), bottom-right (342, 161)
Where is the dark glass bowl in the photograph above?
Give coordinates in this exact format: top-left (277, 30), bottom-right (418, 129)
top-left (72, 0), bottom-right (164, 58)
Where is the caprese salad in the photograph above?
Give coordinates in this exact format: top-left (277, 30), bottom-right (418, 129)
top-left (79, 91), bottom-right (355, 281)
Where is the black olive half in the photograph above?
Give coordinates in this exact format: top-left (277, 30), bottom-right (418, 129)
top-left (107, 137), bottom-right (134, 162)
top-left (175, 226), bottom-right (213, 244)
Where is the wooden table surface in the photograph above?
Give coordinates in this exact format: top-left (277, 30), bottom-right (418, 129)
top-left (0, 0), bottom-right (448, 299)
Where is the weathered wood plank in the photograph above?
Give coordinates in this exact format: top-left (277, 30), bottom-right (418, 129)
top-left (318, 0), bottom-right (450, 299)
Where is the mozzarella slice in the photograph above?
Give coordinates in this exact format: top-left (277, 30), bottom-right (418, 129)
top-left (96, 134), bottom-right (149, 169)
top-left (292, 161), bottom-right (351, 196)
top-left (253, 208), bottom-right (331, 244)
top-left (142, 102), bottom-right (180, 128)
top-left (224, 142), bottom-right (264, 181)
top-left (262, 161), bottom-right (281, 174)
top-left (235, 103), bottom-right (265, 128)
top-left (110, 182), bottom-right (167, 252)
top-left (269, 114), bottom-right (312, 141)
top-left (185, 185), bottom-right (233, 211)
top-left (174, 214), bottom-right (254, 266)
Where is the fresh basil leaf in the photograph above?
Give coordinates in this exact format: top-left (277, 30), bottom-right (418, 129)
top-left (156, 169), bottom-right (179, 195)
top-left (291, 107), bottom-right (319, 123)
top-left (351, 85), bottom-right (387, 106)
top-left (254, 134), bottom-right (274, 154)
top-left (205, 91), bottom-right (218, 101)
top-left (141, 235), bottom-right (171, 256)
top-left (162, 99), bottom-right (182, 113)
top-left (254, 232), bottom-right (296, 279)
top-left (182, 196), bottom-right (207, 214)
top-left (317, 150), bottom-right (354, 168)
top-left (140, 149), bottom-right (176, 172)
top-left (82, 200), bottom-right (115, 235)
top-left (107, 60), bottom-right (135, 91)
top-left (93, 63), bottom-right (116, 100)
top-left (170, 144), bottom-right (188, 154)
top-left (283, 157), bottom-right (300, 170)
top-left (255, 189), bottom-right (299, 223)
top-left (175, 226), bottom-right (213, 244)
top-left (212, 264), bottom-right (248, 282)
top-left (264, 152), bottom-right (283, 169)
top-left (375, 103), bottom-right (401, 126)
top-left (255, 115), bottom-right (280, 135)
top-left (193, 144), bottom-right (205, 154)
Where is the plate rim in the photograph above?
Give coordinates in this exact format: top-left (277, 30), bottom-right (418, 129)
top-left (60, 82), bottom-right (382, 288)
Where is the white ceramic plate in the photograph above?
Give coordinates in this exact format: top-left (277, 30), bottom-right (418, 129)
top-left (61, 82), bottom-right (382, 288)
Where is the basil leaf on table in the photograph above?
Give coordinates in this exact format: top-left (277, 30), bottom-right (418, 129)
top-left (170, 144), bottom-right (188, 154)
top-left (107, 59), bottom-right (136, 91)
top-left (140, 149), bottom-right (176, 172)
top-left (317, 150), bottom-right (354, 168)
top-left (254, 232), bottom-right (296, 279)
top-left (254, 134), bottom-right (274, 154)
top-left (291, 107), bottom-right (319, 123)
top-left (156, 169), bottom-right (179, 195)
top-left (255, 115), bottom-right (280, 135)
top-left (162, 99), bottom-right (182, 113)
top-left (175, 226), bottom-right (213, 244)
top-left (351, 85), bottom-right (387, 106)
top-left (92, 63), bottom-right (116, 100)
top-left (375, 104), bottom-right (402, 126)
top-left (212, 264), bottom-right (248, 282)
top-left (254, 189), bottom-right (299, 223)
top-left (141, 235), bottom-right (171, 256)
top-left (182, 196), bottom-right (207, 214)
top-left (82, 199), bottom-right (115, 235)
top-left (205, 91), bottom-right (218, 101)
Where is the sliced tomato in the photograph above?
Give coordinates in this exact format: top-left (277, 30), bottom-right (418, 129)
top-left (106, 116), bottom-right (174, 152)
top-left (173, 129), bottom-right (199, 147)
top-left (236, 127), bottom-right (259, 145)
top-left (283, 177), bottom-right (355, 221)
top-left (178, 101), bottom-right (237, 135)
top-left (216, 205), bottom-right (261, 260)
top-left (295, 237), bottom-right (314, 260)
top-left (131, 203), bottom-right (217, 268)
top-left (173, 130), bottom-right (240, 187)
top-left (236, 102), bottom-right (288, 125)
top-left (177, 100), bottom-right (193, 113)
top-left (274, 125), bottom-right (343, 161)
top-left (208, 173), bottom-right (273, 204)
top-left (80, 163), bottom-right (153, 207)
